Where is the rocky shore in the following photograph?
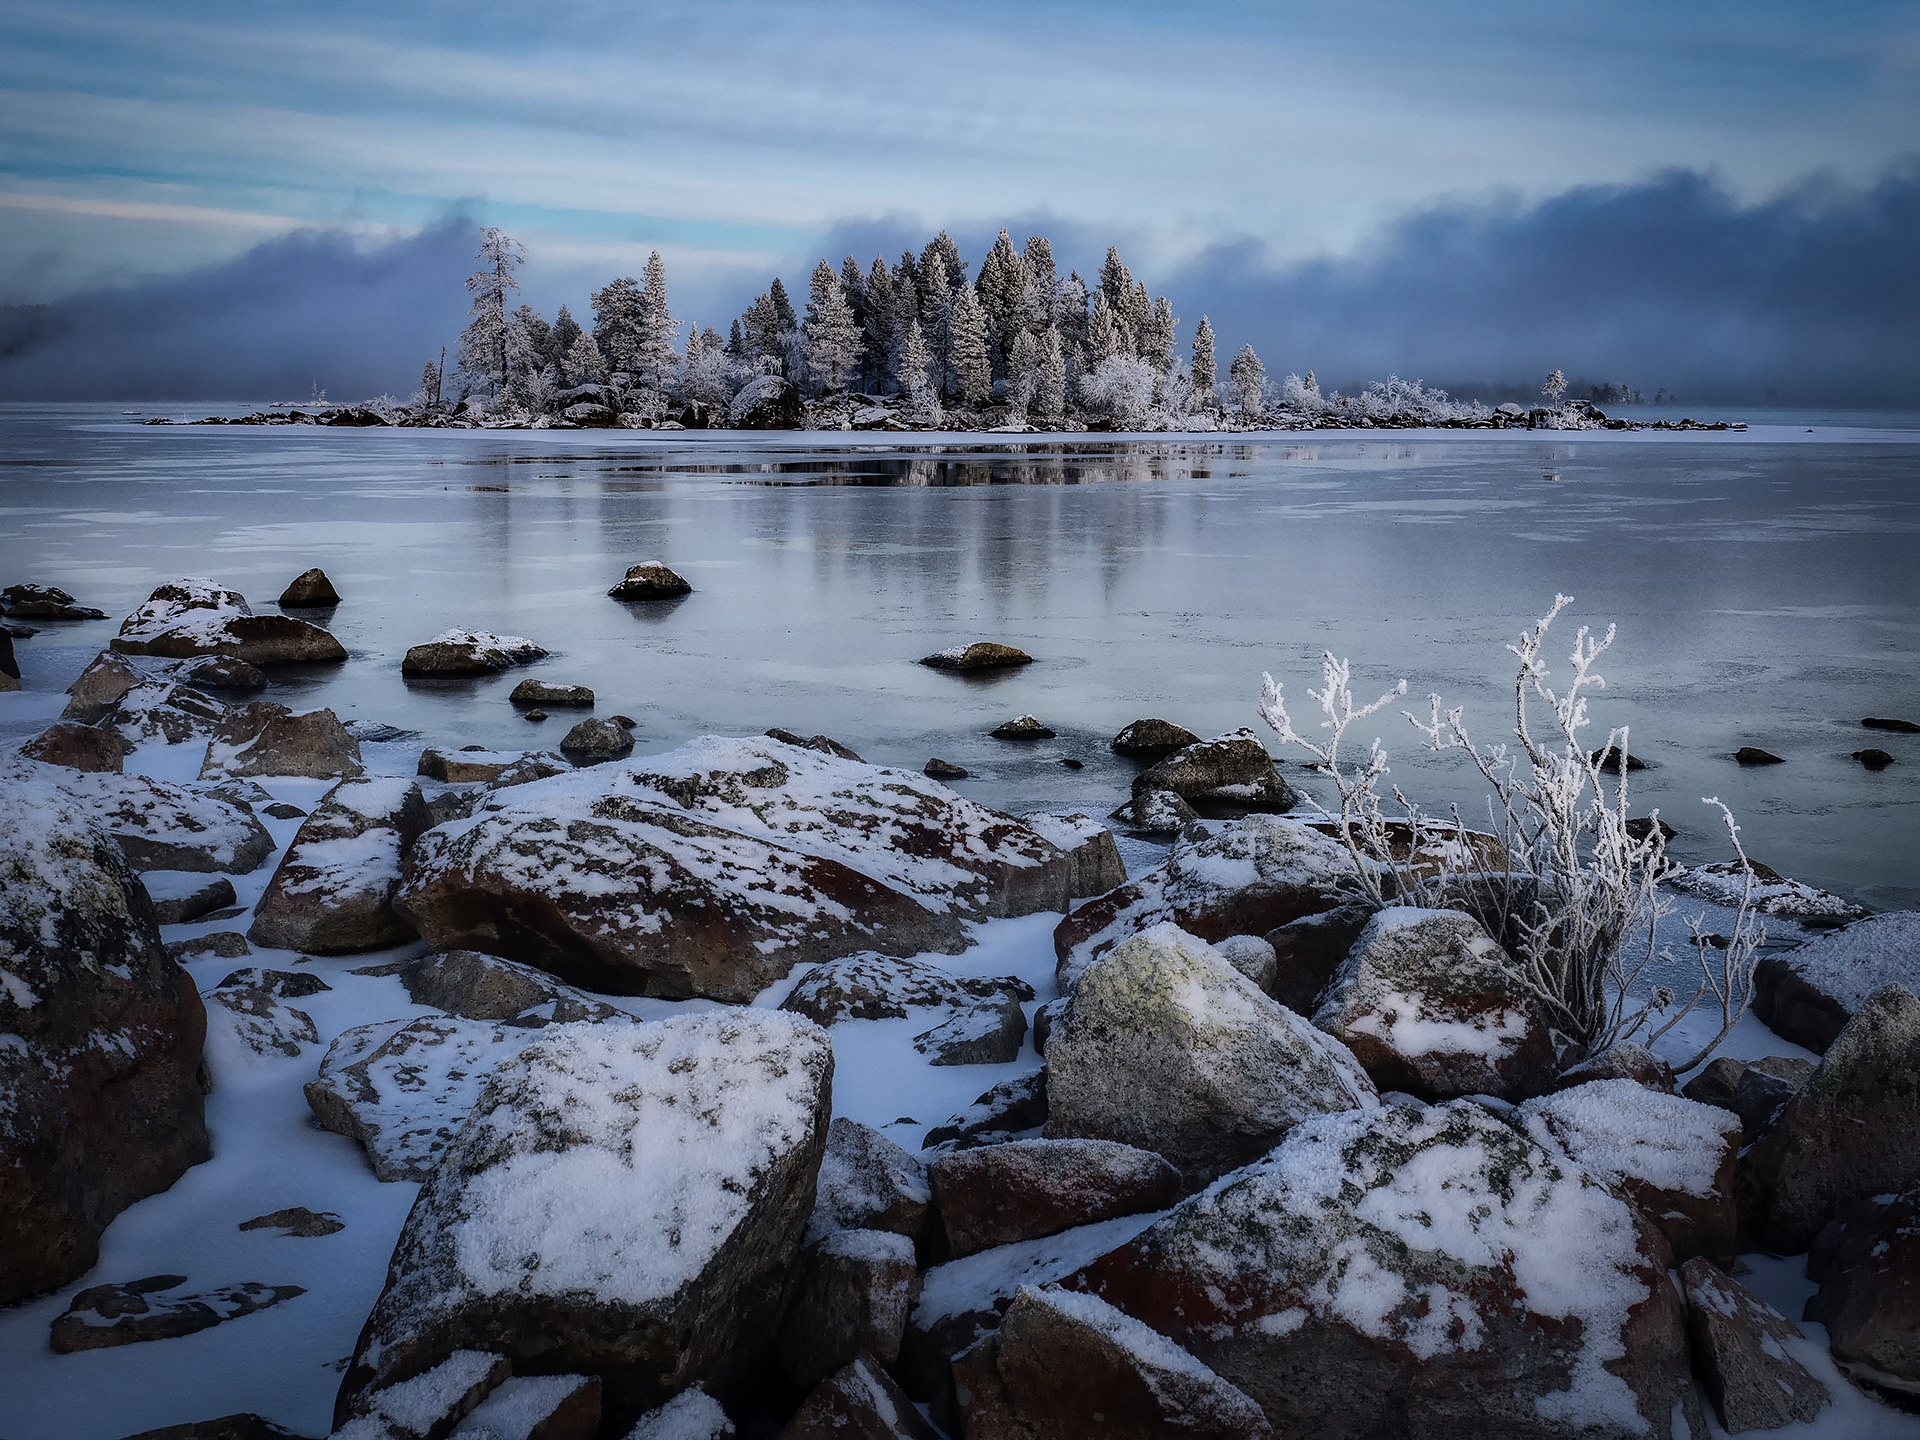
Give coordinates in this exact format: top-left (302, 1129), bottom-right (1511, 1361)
top-left (2, 571), bottom-right (1915, 1440)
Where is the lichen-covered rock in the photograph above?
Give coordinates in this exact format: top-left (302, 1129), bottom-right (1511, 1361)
top-left (1066, 1100), bottom-right (1701, 1440)
top-left (9, 761), bottom-right (274, 873)
top-left (401, 630), bottom-right (547, 676)
top-left (1520, 1080), bottom-right (1741, 1262)
top-left (397, 736), bottom-right (1075, 1001)
top-left (1739, 984), bottom-right (1920, 1253)
top-left (248, 776), bottom-right (431, 953)
top-left (606, 562), bottom-right (692, 600)
top-left (278, 568), bottom-right (340, 607)
top-left (0, 781), bottom-right (209, 1304)
top-left (809, 1118), bottom-right (931, 1244)
top-left (1753, 912), bottom-right (1920, 1053)
top-left (112, 577), bottom-right (346, 665)
top-left (1055, 815), bottom-right (1366, 987)
top-left (929, 1138), bottom-right (1181, 1258)
top-left (397, 949), bottom-right (622, 1027)
top-left (1678, 1257), bottom-right (1828, 1431)
top-left (919, 641), bottom-right (1032, 672)
top-left (1021, 810), bottom-right (1126, 899)
top-left (776, 1229), bottom-right (919, 1388)
top-left (1046, 924), bottom-right (1376, 1184)
top-left (337, 1014), bottom-right (833, 1421)
top-left (1132, 730), bottom-right (1295, 813)
top-left (1314, 908), bottom-right (1557, 1101)
top-left (953, 1284), bottom-right (1270, 1440)
top-left (199, 701), bottom-right (364, 780)
top-left (1804, 1186), bottom-right (1920, 1405)
top-left (1110, 718), bottom-right (1201, 761)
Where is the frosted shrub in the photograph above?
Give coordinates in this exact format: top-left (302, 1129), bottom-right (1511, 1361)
top-left (1079, 355), bottom-right (1158, 429)
top-left (1260, 596), bottom-right (1763, 1071)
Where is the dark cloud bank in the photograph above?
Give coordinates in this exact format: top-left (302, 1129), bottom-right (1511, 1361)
top-left (2, 162), bottom-right (1915, 406)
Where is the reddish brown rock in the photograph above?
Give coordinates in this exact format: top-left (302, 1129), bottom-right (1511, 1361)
top-left (1805, 1186), bottom-right (1920, 1405)
top-left (21, 720), bottom-right (131, 773)
top-left (1678, 1257), bottom-right (1828, 1431)
top-left (775, 1229), bottom-right (919, 1388)
top-left (928, 1138), bottom-right (1180, 1259)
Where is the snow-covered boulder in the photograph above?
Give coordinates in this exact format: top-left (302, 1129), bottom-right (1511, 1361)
top-left (62, 650), bottom-right (145, 723)
top-left (780, 952), bottom-right (1031, 1025)
top-left (1066, 1100), bottom-right (1701, 1440)
top-left (1549, 1042), bottom-right (1676, 1095)
top-left (626, 1388), bottom-right (733, 1440)
top-left (782, 1356), bottom-right (936, 1440)
top-left (808, 1119), bottom-right (930, 1245)
top-left (1670, 858), bottom-right (1868, 926)
top-left (49, 1275), bottom-right (305, 1353)
top-left (199, 701), bottom-right (364, 780)
top-left (1110, 717), bottom-right (1201, 761)
top-left (401, 630), bottom-right (547, 676)
top-left (397, 949), bottom-right (623, 1027)
top-left (1805, 1185), bottom-right (1920, 1405)
top-left (1753, 911), bottom-right (1920, 1053)
top-left (100, 675), bottom-right (233, 747)
top-left (953, 1284), bottom-right (1270, 1440)
top-left (775, 1229), bottom-right (919, 1388)
top-left (918, 641), bottom-right (1032, 672)
top-left (448, 1373), bottom-right (600, 1440)
top-left (928, 1138), bottom-right (1181, 1259)
top-left (11, 760), bottom-right (275, 873)
top-left (112, 577), bottom-right (346, 665)
top-left (1108, 787), bottom-right (1199, 835)
top-left (1519, 1080), bottom-right (1741, 1261)
top-left (207, 980), bottom-right (319, 1058)
top-left (2, 581), bottom-right (106, 620)
top-left (1020, 810), bottom-right (1127, 899)
top-left (278, 567), bottom-right (340, 607)
top-left (248, 776), bottom-right (432, 954)
top-left (1314, 908), bottom-right (1556, 1101)
top-left (606, 561), bottom-right (692, 600)
top-left (726, 375), bottom-right (801, 429)
top-left (20, 719), bottom-right (131, 773)
top-left (1679, 1257), bottom-right (1828, 1431)
top-left (0, 780), bottom-right (209, 1304)
top-left (336, 1349), bottom-right (509, 1440)
top-left (338, 1013), bottom-right (833, 1419)
top-left (924, 1072), bottom-right (1048, 1153)
top-left (558, 716), bottom-right (636, 764)
top-left (1739, 983), bottom-right (1920, 1253)
top-left (1131, 729), bottom-right (1296, 813)
top-left (1053, 815), bottom-right (1367, 988)
top-left (396, 736), bottom-right (1076, 1001)
top-left (911, 999), bottom-right (1027, 1066)
top-left (1045, 924), bottom-right (1377, 1184)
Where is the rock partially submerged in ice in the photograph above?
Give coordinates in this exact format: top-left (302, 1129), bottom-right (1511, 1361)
top-left (1132, 729), bottom-right (1295, 813)
top-left (5, 757), bottom-right (275, 874)
top-left (919, 641), bottom-right (1033, 671)
top-left (401, 630), bottom-right (548, 676)
top-left (248, 776), bottom-right (430, 954)
top-left (112, 577), bottom-right (346, 665)
top-left (2, 581), bottom-right (107, 620)
top-left (48, 1274), bottom-right (305, 1352)
top-left (607, 562), bottom-right (693, 601)
top-left (1067, 1100), bottom-right (1699, 1439)
top-left (1754, 911), bottom-right (1920, 1053)
top-left (1670, 859), bottom-right (1868, 925)
top-left (340, 1013), bottom-right (833, 1417)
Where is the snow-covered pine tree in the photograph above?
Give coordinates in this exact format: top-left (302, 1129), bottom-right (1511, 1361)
top-left (1230, 343), bottom-right (1267, 422)
top-left (504, 307), bottom-right (544, 406)
top-left (947, 283), bottom-right (991, 406)
top-left (632, 250), bottom-right (681, 395)
top-left (1084, 291), bottom-right (1123, 368)
top-left (895, 316), bottom-right (937, 417)
top-left (1126, 280), bottom-right (1153, 357)
top-left (1142, 296), bottom-right (1177, 373)
top-left (768, 277), bottom-right (798, 334)
top-left (1036, 328), bottom-right (1066, 423)
top-left (1542, 369), bottom-right (1568, 402)
top-left (1191, 315), bottom-right (1216, 400)
top-left (548, 304), bottom-right (582, 371)
top-left (684, 322), bottom-right (705, 370)
top-left (975, 229), bottom-right (1030, 380)
top-left (1006, 327), bottom-right (1040, 417)
top-left (804, 258), bottom-right (864, 395)
top-left (1057, 271), bottom-right (1089, 362)
top-left (922, 230), bottom-right (967, 287)
top-left (513, 304), bottom-right (552, 370)
top-left (420, 358), bottom-right (441, 411)
top-left (563, 328), bottom-right (606, 387)
top-left (1022, 236), bottom-right (1057, 333)
top-left (727, 318), bottom-right (746, 358)
top-left (458, 227), bottom-right (524, 399)
top-left (590, 275), bottom-right (644, 377)
top-left (918, 250), bottom-right (953, 400)
top-left (863, 257), bottom-right (895, 392)
top-left (1097, 246), bottom-right (1133, 319)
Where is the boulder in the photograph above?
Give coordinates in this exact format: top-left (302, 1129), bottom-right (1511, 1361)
top-left (925, 758), bottom-right (967, 779)
top-left (776, 1229), bottom-right (919, 1387)
top-left (217, 965), bottom-right (328, 998)
top-left (1214, 933), bottom-right (1277, 990)
top-left (397, 736), bottom-right (1076, 1000)
top-left (14, 763), bottom-right (274, 873)
top-left (727, 375), bottom-right (802, 429)
top-left (952, 1284), bottom-right (1270, 1440)
top-left (99, 676), bottom-right (232, 747)
top-left (1264, 904), bottom-right (1373, 1012)
top-left (1132, 730), bottom-right (1295, 812)
top-left (1855, 748), bottom-right (1896, 770)
top-left (1804, 1186), bottom-right (1920, 1405)
top-left (1519, 1080), bottom-right (1740, 1261)
top-left (175, 655), bottom-right (270, 692)
top-left (1110, 718), bottom-right (1202, 761)
top-left (1021, 811), bottom-right (1127, 898)
top-left (0, 780), bottom-right (209, 1304)
top-left (1549, 1043), bottom-right (1677, 1095)
top-left (199, 701), bottom-right (364, 780)
top-left (1753, 911), bottom-right (1920, 1053)
top-left (809, 1118), bottom-right (931, 1244)
top-left (397, 949), bottom-right (623, 1026)
top-left (338, 1350), bottom-right (510, 1440)
top-left (1669, 859), bottom-right (1868, 927)
top-left (919, 642), bottom-right (1033, 672)
top-left (929, 1139), bottom-right (1181, 1258)
top-left (62, 649), bottom-right (144, 721)
top-left (1863, 716), bottom-right (1920, 733)
top-left (607, 562), bottom-right (693, 600)
top-left (49, 1274), bottom-right (304, 1352)
top-left (248, 776), bottom-right (433, 953)
top-left (402, 630), bottom-right (547, 676)
top-left (1729, 1055), bottom-right (1813, 1141)
top-left (765, 729), bottom-right (863, 761)
top-left (451, 1375), bottom-right (601, 1440)
top-left (168, 931), bottom-right (251, 961)
top-left (21, 720), bottom-right (131, 772)
top-left (1066, 1100), bottom-right (1701, 1440)
top-left (278, 567), bottom-right (340, 606)
top-left (239, 1204), bottom-right (344, 1237)
top-left (912, 1000), bottom-right (1028, 1065)
top-left (1680, 1056), bottom-right (1745, 1110)
top-left (2, 581), bottom-right (107, 620)
top-left (509, 679), bottom-right (595, 707)
top-left (146, 873), bottom-right (238, 925)
top-left (417, 746), bottom-right (557, 783)
top-left (1733, 746), bottom-right (1784, 766)
top-left (779, 951), bottom-right (1031, 1025)
top-left (1046, 924), bottom-right (1377, 1184)
top-left (337, 1013), bottom-right (833, 1420)
top-left (559, 716), bottom-right (636, 763)
top-left (627, 1389), bottom-right (734, 1440)
top-left (1055, 815), bottom-right (1368, 987)
top-left (120, 1416), bottom-right (304, 1440)
top-left (1313, 908), bottom-right (1557, 1101)
top-left (207, 982), bottom-right (319, 1057)
top-left (925, 1072), bottom-right (1048, 1152)
top-left (780, 1357), bottom-right (938, 1440)
top-left (990, 714), bottom-right (1054, 740)
top-left (1739, 984), bottom-right (1920, 1253)
top-left (0, 628), bottom-right (15, 689)
top-left (112, 577), bottom-right (346, 665)
top-left (1678, 1257), bottom-right (1828, 1431)
top-left (1108, 788), bottom-right (1199, 834)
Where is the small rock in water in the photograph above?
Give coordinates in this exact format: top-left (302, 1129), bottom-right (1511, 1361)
top-left (2, 582), bottom-right (108, 620)
top-left (991, 714), bottom-right (1055, 740)
top-left (606, 561), bottom-right (693, 600)
top-left (177, 655), bottom-right (269, 692)
top-left (401, 630), bottom-right (546, 676)
top-left (924, 757), bottom-right (968, 779)
top-left (1591, 743), bottom-right (1649, 772)
top-left (1110, 717), bottom-right (1201, 760)
top-left (276, 568), bottom-right (340, 607)
top-left (1862, 716), bottom-right (1920, 734)
top-left (558, 716), bottom-right (635, 763)
top-left (50, 1275), bottom-right (305, 1352)
top-left (1735, 746), bottom-right (1785, 765)
top-left (920, 641), bottom-right (1033, 671)
top-left (525, 709), bottom-right (547, 722)
top-left (1059, 756), bottom-right (1084, 769)
top-left (610, 714), bottom-right (637, 729)
top-left (1854, 747), bottom-right (1896, 770)
top-left (1108, 788), bottom-right (1199, 834)
top-left (509, 679), bottom-right (594, 708)
top-left (1626, 816), bottom-right (1677, 843)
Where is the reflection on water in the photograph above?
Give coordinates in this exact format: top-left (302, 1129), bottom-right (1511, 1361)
top-left (2, 407), bottom-right (1917, 910)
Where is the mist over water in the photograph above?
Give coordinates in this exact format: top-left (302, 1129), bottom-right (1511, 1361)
top-left (2, 407), bottom-right (1916, 909)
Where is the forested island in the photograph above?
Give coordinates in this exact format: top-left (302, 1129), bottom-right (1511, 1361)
top-left (165, 227), bottom-right (1738, 434)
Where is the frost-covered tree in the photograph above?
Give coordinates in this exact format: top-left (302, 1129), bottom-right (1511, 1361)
top-left (1035, 327), bottom-right (1066, 424)
top-left (548, 305), bottom-right (582, 373)
top-left (458, 227), bottom-right (524, 399)
top-left (1279, 370), bottom-right (1326, 413)
top-left (921, 230), bottom-right (967, 288)
top-left (918, 250), bottom-right (953, 398)
top-left (1542, 369), bottom-right (1568, 403)
top-left (1006, 327), bottom-right (1040, 417)
top-left (419, 358), bottom-right (441, 411)
top-left (739, 279), bottom-right (799, 374)
top-left (1097, 246), bottom-right (1133, 324)
top-left (1191, 315), bottom-right (1216, 401)
top-left (590, 275), bottom-right (645, 377)
top-left (562, 328), bottom-right (605, 387)
top-left (1022, 236), bottom-right (1057, 333)
top-left (631, 251), bottom-right (680, 395)
top-left (947, 283), bottom-right (992, 406)
top-left (895, 316), bottom-right (938, 418)
top-left (804, 258), bottom-right (864, 395)
top-left (680, 337), bottom-right (736, 407)
top-left (1056, 271), bottom-right (1089, 372)
top-left (1084, 291), bottom-right (1123, 368)
top-left (1080, 354), bottom-right (1157, 429)
top-left (1230, 342), bottom-right (1267, 422)
top-left (839, 256), bottom-right (867, 325)
top-left (1142, 295), bottom-right (1177, 373)
top-left (1127, 280), bottom-right (1153, 356)
top-left (513, 304), bottom-right (551, 370)
top-left (863, 257), bottom-right (896, 392)
top-left (975, 228), bottom-right (1030, 379)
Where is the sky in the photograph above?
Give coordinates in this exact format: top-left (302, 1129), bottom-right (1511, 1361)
top-left (1, 0), bottom-right (1916, 401)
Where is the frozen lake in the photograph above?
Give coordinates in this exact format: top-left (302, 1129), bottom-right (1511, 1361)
top-left (3, 402), bottom-right (1917, 909)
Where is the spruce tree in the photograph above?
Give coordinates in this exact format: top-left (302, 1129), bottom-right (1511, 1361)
top-left (918, 250), bottom-right (953, 399)
top-left (1057, 271), bottom-right (1089, 359)
top-left (1006, 327), bottom-right (1040, 415)
top-left (947, 284), bottom-right (991, 406)
top-left (1036, 328), bottom-right (1066, 423)
top-left (975, 229), bottom-right (1030, 379)
top-left (888, 265), bottom-right (920, 393)
top-left (589, 275), bottom-right (644, 376)
top-left (633, 250), bottom-right (680, 394)
top-left (768, 277), bottom-right (797, 334)
top-left (1143, 296), bottom-right (1177, 372)
top-left (1084, 291), bottom-right (1123, 368)
top-left (549, 304), bottom-right (582, 372)
top-left (863, 257), bottom-right (895, 392)
top-left (1191, 315), bottom-right (1216, 400)
top-left (921, 230), bottom-right (967, 287)
top-left (1097, 247), bottom-right (1133, 322)
top-left (895, 316), bottom-right (936, 415)
top-left (459, 227), bottom-right (524, 399)
top-left (1022, 236), bottom-right (1057, 332)
top-left (804, 258), bottom-right (864, 395)
top-left (1126, 279), bottom-right (1153, 356)
top-left (563, 329), bottom-right (605, 387)
top-left (1230, 343), bottom-right (1267, 421)
top-left (727, 317), bottom-right (746, 358)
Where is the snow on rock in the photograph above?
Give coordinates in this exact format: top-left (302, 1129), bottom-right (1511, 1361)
top-left (1131, 729), bottom-right (1296, 813)
top-left (807, 1118), bottom-right (931, 1245)
top-left (338, 1349), bottom-right (509, 1439)
top-left (249, 777), bottom-right (431, 954)
top-left (1670, 859), bottom-right (1868, 926)
top-left (1053, 815), bottom-right (1368, 988)
top-left (1679, 1257), bottom-right (1829, 1431)
top-left (396, 949), bottom-right (624, 1027)
top-left (1519, 1079), bottom-right (1741, 1261)
top-left (112, 577), bottom-right (347, 666)
top-left (774, 1227), bottom-right (918, 1388)
top-left (1020, 809), bottom-right (1127, 899)
top-left (779, 952), bottom-right (1031, 1025)
top-left (207, 980), bottom-right (319, 1058)
top-left (606, 562), bottom-right (693, 601)
top-left (924, 1072), bottom-right (1048, 1153)
top-left (396, 736), bottom-right (1079, 1001)
top-left (198, 701), bottom-right (364, 781)
top-left (917, 641), bottom-right (1032, 672)
top-left (1066, 1100), bottom-right (1700, 1440)
top-left (339, 1012), bottom-right (833, 1419)
top-left (928, 1138), bottom-right (1182, 1258)
top-left (400, 631), bottom-right (548, 676)
top-left (3, 756), bottom-right (274, 873)
top-left (1754, 912), bottom-right (1920, 1053)
top-left (953, 1283), bottom-right (1271, 1440)
top-left (781, 1355), bottom-right (938, 1440)
top-left (448, 1374), bottom-right (601, 1440)
top-left (1313, 907), bottom-right (1556, 1101)
top-left (49, 1274), bottom-right (306, 1353)
top-left (624, 1388), bottom-right (734, 1440)
top-left (0, 776), bottom-right (209, 1303)
top-left (1805, 1185), bottom-right (1920, 1405)
top-left (1045, 923), bottom-right (1376, 1185)
top-left (98, 675), bottom-right (232, 747)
